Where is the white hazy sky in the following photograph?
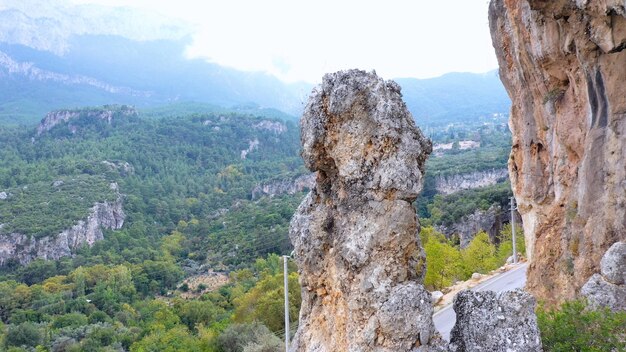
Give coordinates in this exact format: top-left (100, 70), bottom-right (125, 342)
top-left (70, 0), bottom-right (497, 83)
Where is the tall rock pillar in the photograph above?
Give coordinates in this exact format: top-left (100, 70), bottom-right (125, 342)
top-left (289, 70), bottom-right (438, 351)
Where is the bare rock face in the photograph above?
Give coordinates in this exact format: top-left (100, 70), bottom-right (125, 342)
top-left (0, 195), bottom-right (125, 266)
top-left (251, 173), bottom-right (315, 200)
top-left (449, 289), bottom-right (542, 352)
top-left (489, 0), bottom-right (626, 304)
top-left (581, 242), bottom-right (626, 311)
top-left (434, 168), bottom-right (508, 195)
top-left (289, 70), bottom-right (439, 351)
top-left (437, 204), bottom-right (516, 249)
top-left (36, 105), bottom-right (137, 135)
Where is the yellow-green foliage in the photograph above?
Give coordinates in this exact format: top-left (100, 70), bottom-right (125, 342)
top-left (232, 271), bottom-right (300, 332)
top-left (421, 226), bottom-right (517, 291)
top-left (421, 228), bottom-right (463, 290)
top-left (496, 223), bottom-right (525, 263)
top-left (461, 232), bottom-right (499, 277)
top-left (130, 325), bottom-right (211, 352)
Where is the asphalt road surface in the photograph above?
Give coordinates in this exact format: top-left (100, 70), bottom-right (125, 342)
top-left (433, 262), bottom-right (529, 341)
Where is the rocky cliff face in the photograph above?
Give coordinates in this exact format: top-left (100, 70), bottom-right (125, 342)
top-left (0, 195), bottom-right (124, 266)
top-left (36, 105), bottom-right (138, 135)
top-left (434, 168), bottom-right (508, 195)
top-left (251, 173), bottom-right (315, 200)
top-left (489, 0), bottom-right (626, 304)
top-left (437, 205), bottom-right (514, 248)
top-left (288, 70), bottom-right (441, 351)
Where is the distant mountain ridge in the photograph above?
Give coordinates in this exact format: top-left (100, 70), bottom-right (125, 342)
top-left (0, 1), bottom-right (510, 125)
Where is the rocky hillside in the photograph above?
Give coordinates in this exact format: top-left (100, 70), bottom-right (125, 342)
top-left (36, 105), bottom-right (138, 135)
top-left (490, 0), bottom-right (626, 304)
top-left (0, 196), bottom-right (124, 266)
top-left (0, 177), bottom-right (124, 265)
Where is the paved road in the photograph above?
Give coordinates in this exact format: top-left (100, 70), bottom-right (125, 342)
top-left (433, 263), bottom-right (529, 341)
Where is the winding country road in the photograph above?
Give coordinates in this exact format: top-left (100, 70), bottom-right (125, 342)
top-left (433, 263), bottom-right (529, 340)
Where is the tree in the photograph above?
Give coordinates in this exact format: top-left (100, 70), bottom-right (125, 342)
top-left (422, 230), bottom-right (463, 290)
top-left (217, 323), bottom-right (282, 352)
top-left (496, 224), bottom-right (525, 264)
top-left (232, 272), bottom-right (300, 332)
top-left (130, 325), bottom-right (206, 352)
top-left (4, 322), bottom-right (42, 348)
top-left (461, 232), bottom-right (499, 277)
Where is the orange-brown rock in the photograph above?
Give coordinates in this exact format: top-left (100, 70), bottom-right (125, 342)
top-left (489, 0), bottom-right (626, 305)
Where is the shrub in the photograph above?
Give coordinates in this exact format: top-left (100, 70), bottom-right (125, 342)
top-left (5, 322), bottom-right (43, 348)
top-left (537, 300), bottom-right (626, 351)
top-left (217, 322), bottom-right (282, 352)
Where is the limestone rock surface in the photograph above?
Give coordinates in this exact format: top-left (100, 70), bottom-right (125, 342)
top-left (581, 241), bottom-right (626, 311)
top-left (36, 105), bottom-right (137, 135)
top-left (489, 0), bottom-right (626, 304)
top-left (449, 289), bottom-right (542, 352)
top-left (434, 168), bottom-right (508, 195)
top-left (288, 70), bottom-right (439, 351)
top-left (251, 173), bottom-right (315, 200)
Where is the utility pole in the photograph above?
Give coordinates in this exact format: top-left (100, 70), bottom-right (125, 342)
top-left (283, 255), bottom-right (290, 352)
top-left (510, 197), bottom-right (517, 264)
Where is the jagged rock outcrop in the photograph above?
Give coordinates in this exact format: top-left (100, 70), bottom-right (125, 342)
top-left (490, 0), bottom-right (626, 304)
top-left (251, 173), bottom-right (315, 200)
top-left (0, 195), bottom-right (125, 266)
top-left (240, 139), bottom-right (259, 159)
top-left (581, 241), bottom-right (626, 311)
top-left (36, 105), bottom-right (138, 135)
top-left (101, 160), bottom-right (135, 176)
top-left (253, 120), bottom-right (287, 134)
top-left (437, 204), bottom-right (513, 248)
top-left (449, 289), bottom-right (542, 351)
top-left (289, 70), bottom-right (442, 351)
top-left (434, 168), bottom-right (508, 195)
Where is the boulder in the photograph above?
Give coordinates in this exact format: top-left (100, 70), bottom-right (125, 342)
top-left (449, 289), bottom-right (542, 352)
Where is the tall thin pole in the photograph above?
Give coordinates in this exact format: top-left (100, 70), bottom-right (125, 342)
top-left (510, 197), bottom-right (517, 264)
top-left (284, 255), bottom-right (290, 352)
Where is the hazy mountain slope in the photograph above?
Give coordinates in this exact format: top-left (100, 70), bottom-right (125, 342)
top-left (396, 71), bottom-right (510, 126)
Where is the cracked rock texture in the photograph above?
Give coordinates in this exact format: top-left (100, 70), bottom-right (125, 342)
top-left (449, 289), bottom-right (542, 352)
top-left (489, 0), bottom-right (626, 305)
top-left (288, 70), bottom-right (441, 351)
top-left (581, 241), bottom-right (626, 311)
